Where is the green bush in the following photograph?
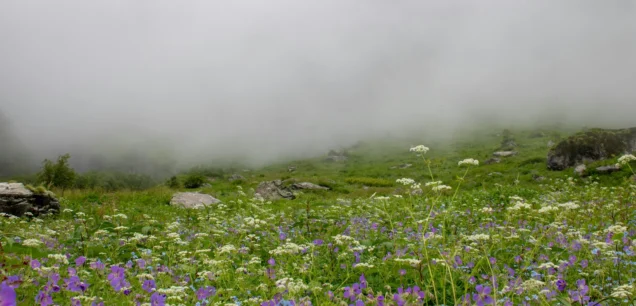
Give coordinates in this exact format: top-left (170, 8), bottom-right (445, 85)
top-left (345, 177), bottom-right (394, 187)
top-left (75, 171), bottom-right (156, 191)
top-left (167, 176), bottom-right (180, 189)
top-left (37, 153), bottom-right (76, 194)
top-left (183, 173), bottom-right (206, 189)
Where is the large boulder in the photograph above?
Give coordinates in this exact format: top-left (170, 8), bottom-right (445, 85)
top-left (547, 128), bottom-right (636, 170)
top-left (0, 183), bottom-right (60, 217)
top-left (170, 192), bottom-right (220, 209)
top-left (255, 180), bottom-right (295, 200)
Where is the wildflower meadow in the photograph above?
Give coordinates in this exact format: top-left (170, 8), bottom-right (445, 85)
top-left (2, 142), bottom-right (636, 305)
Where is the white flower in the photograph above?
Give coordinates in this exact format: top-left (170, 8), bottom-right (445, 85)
top-left (409, 145), bottom-right (429, 154)
top-left (22, 239), bottom-right (43, 247)
top-left (396, 178), bottom-right (416, 186)
top-left (464, 234), bottom-right (490, 242)
top-left (394, 258), bottom-right (421, 267)
top-left (617, 154), bottom-right (636, 166)
top-left (606, 224), bottom-right (628, 234)
top-left (508, 201), bottom-right (531, 211)
top-left (432, 185), bottom-right (452, 192)
top-left (538, 206), bottom-right (559, 213)
top-left (458, 158), bottom-right (479, 166)
top-left (611, 284), bottom-right (633, 298)
top-left (218, 244), bottom-right (237, 254)
top-left (557, 202), bottom-right (579, 210)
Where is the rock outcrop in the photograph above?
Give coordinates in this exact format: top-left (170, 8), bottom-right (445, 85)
top-left (547, 128), bottom-right (636, 170)
top-left (255, 180), bottom-right (295, 200)
top-left (291, 182), bottom-right (329, 191)
top-left (170, 192), bottom-right (221, 209)
top-left (0, 183), bottom-right (60, 217)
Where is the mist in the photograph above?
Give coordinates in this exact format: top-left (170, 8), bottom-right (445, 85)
top-left (1, 0), bottom-right (636, 175)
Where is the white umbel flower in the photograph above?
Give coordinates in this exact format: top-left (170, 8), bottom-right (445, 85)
top-left (396, 178), bottom-right (416, 186)
top-left (617, 154), bottom-right (636, 166)
top-left (458, 158), bottom-right (479, 166)
top-left (409, 145), bottom-right (429, 154)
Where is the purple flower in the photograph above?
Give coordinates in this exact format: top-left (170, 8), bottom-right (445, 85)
top-left (142, 279), bottom-right (156, 293)
top-left (90, 260), bottom-right (105, 270)
top-left (30, 259), bottom-right (41, 270)
top-left (75, 256), bottom-right (86, 267)
top-left (35, 290), bottom-right (53, 306)
top-left (107, 266), bottom-right (130, 292)
top-left (5, 276), bottom-right (20, 289)
top-left (359, 274), bottom-right (367, 289)
top-left (473, 285), bottom-right (494, 306)
top-left (71, 298), bottom-right (81, 306)
top-left (344, 286), bottom-right (355, 301)
top-left (150, 293), bottom-right (166, 306)
top-left (268, 258), bottom-right (276, 266)
top-left (556, 279), bottom-right (566, 292)
top-left (196, 286), bottom-right (216, 300)
top-left (568, 279), bottom-right (590, 304)
top-left (399, 269), bottom-right (406, 276)
top-left (65, 276), bottom-right (89, 292)
top-left (266, 268), bottom-right (276, 280)
top-left (313, 239), bottom-right (324, 246)
top-left (0, 282), bottom-right (17, 306)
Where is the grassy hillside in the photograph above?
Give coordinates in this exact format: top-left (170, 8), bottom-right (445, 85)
top-left (1, 127), bottom-right (636, 305)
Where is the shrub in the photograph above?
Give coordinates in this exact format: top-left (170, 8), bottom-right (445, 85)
top-left (167, 176), bottom-right (181, 189)
top-left (75, 171), bottom-right (156, 191)
top-left (183, 173), bottom-right (206, 189)
top-left (37, 153), bottom-right (76, 194)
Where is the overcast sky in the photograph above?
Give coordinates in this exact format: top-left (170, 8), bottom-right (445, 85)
top-left (1, 0), bottom-right (636, 168)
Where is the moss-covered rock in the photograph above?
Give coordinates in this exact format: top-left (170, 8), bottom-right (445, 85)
top-left (547, 127), bottom-right (636, 170)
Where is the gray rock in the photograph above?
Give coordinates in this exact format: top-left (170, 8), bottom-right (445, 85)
top-left (255, 180), bottom-right (295, 200)
top-left (547, 140), bottom-right (555, 148)
top-left (595, 165), bottom-right (621, 174)
top-left (170, 192), bottom-right (220, 209)
top-left (532, 174), bottom-right (546, 182)
top-left (547, 127), bottom-right (636, 170)
top-left (291, 182), bottom-right (329, 191)
top-left (324, 150), bottom-right (349, 162)
top-left (0, 183), bottom-right (60, 217)
top-left (501, 140), bottom-right (517, 149)
top-left (288, 166), bottom-right (296, 172)
top-left (228, 174), bottom-right (246, 182)
top-left (484, 158), bottom-right (501, 165)
top-left (493, 151), bottom-right (517, 157)
top-left (574, 164), bottom-right (587, 176)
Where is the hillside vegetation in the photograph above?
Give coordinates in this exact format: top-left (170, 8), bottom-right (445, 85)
top-left (1, 127), bottom-right (636, 305)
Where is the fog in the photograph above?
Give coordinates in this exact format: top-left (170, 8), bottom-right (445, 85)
top-left (1, 0), bottom-right (636, 175)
